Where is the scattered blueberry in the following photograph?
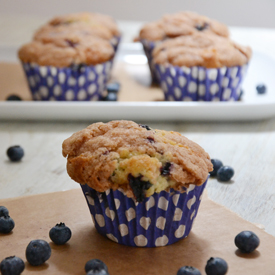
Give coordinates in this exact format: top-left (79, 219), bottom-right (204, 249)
top-left (6, 146), bottom-right (24, 162)
top-left (209, 159), bottom-right (223, 177)
top-left (6, 95), bottom-right (22, 101)
top-left (0, 206), bottom-right (9, 217)
top-left (106, 82), bottom-right (120, 93)
top-left (256, 84), bottom-right (267, 95)
top-left (177, 265), bottom-right (201, 275)
top-left (205, 257), bottom-right (228, 275)
top-left (86, 269), bottom-right (109, 275)
top-left (25, 239), bottom-right (51, 266)
top-left (217, 166), bottom-right (234, 182)
top-left (0, 216), bottom-right (15, 234)
top-left (49, 222), bottom-right (72, 245)
top-left (65, 39), bottom-right (78, 48)
top-left (0, 256), bottom-right (25, 275)
top-left (234, 231), bottom-right (260, 253)
top-left (161, 162), bottom-right (172, 176)
top-left (128, 174), bottom-right (152, 202)
top-left (85, 259), bottom-right (108, 273)
top-left (102, 92), bottom-right (117, 101)
top-left (238, 89), bottom-right (244, 101)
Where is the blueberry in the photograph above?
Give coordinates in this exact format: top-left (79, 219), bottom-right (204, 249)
top-left (139, 124), bottom-right (151, 131)
top-left (237, 89), bottom-right (244, 101)
top-left (106, 82), bottom-right (120, 93)
top-left (209, 159), bottom-right (223, 177)
top-left (234, 231), bottom-right (260, 253)
top-left (0, 216), bottom-right (15, 234)
top-left (6, 95), bottom-right (22, 101)
top-left (205, 257), bottom-right (228, 275)
top-left (86, 269), bottom-right (109, 275)
top-left (0, 256), bottom-right (25, 275)
top-left (128, 174), bottom-right (152, 202)
top-left (25, 239), bottom-right (51, 266)
top-left (195, 22), bottom-right (209, 31)
top-left (49, 222), bottom-right (72, 245)
top-left (217, 166), bottom-right (234, 182)
top-left (103, 92), bottom-right (117, 101)
top-left (177, 265), bottom-right (201, 275)
top-left (256, 84), bottom-right (267, 94)
top-left (6, 146), bottom-right (24, 162)
top-left (161, 162), bottom-right (172, 176)
top-left (0, 206), bottom-right (9, 217)
top-left (85, 259), bottom-right (108, 273)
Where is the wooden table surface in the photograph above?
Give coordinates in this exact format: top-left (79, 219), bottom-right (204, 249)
top-left (1, 17), bottom-right (275, 238)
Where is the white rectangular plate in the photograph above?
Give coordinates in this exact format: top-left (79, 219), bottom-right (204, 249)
top-left (0, 43), bottom-right (275, 121)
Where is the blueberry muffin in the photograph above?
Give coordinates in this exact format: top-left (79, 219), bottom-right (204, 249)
top-left (18, 33), bottom-right (114, 101)
top-left (62, 120), bottom-right (212, 247)
top-left (136, 11), bottom-right (229, 83)
top-left (35, 12), bottom-right (121, 51)
top-left (153, 33), bottom-right (252, 101)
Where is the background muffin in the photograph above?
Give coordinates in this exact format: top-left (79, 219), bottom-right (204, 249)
top-left (137, 11), bottom-right (229, 83)
top-left (18, 34), bottom-right (114, 101)
top-left (35, 12), bottom-right (121, 51)
top-left (62, 120), bottom-right (213, 247)
top-left (153, 33), bottom-right (252, 101)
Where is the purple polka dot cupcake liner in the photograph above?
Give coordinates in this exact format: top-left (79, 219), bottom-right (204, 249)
top-left (140, 39), bottom-right (160, 84)
top-left (112, 35), bottom-right (121, 52)
top-left (155, 63), bottom-right (249, 101)
top-left (21, 60), bottom-right (113, 101)
top-left (81, 177), bottom-right (208, 247)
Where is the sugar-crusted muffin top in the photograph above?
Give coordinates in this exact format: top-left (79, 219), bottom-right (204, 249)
top-left (18, 33), bottom-right (114, 67)
top-left (46, 12), bottom-right (120, 37)
top-left (153, 33), bottom-right (252, 68)
top-left (34, 22), bottom-right (115, 43)
top-left (138, 11), bottom-right (229, 42)
top-left (62, 120), bottom-right (213, 202)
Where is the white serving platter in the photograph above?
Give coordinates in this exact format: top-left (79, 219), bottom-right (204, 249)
top-left (0, 43), bottom-right (275, 121)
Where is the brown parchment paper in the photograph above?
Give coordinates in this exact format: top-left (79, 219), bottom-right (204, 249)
top-left (0, 62), bottom-right (164, 101)
top-left (0, 188), bottom-right (275, 274)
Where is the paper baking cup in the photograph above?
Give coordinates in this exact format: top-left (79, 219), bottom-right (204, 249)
top-left (21, 60), bottom-right (113, 101)
top-left (111, 35), bottom-right (121, 52)
top-left (140, 39), bottom-right (160, 84)
top-left (81, 178), bottom-right (208, 247)
top-left (155, 63), bottom-right (249, 101)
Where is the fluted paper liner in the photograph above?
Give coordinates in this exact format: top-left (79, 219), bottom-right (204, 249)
top-left (81, 178), bottom-right (208, 247)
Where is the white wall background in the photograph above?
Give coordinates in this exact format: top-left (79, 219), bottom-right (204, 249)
top-left (1, 0), bottom-right (275, 28)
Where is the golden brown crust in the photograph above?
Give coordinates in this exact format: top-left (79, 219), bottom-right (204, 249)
top-left (138, 11), bottom-right (229, 41)
top-left (18, 34), bottom-right (114, 67)
top-left (62, 120), bottom-right (213, 198)
top-left (153, 33), bottom-right (252, 68)
top-left (47, 12), bottom-right (120, 37)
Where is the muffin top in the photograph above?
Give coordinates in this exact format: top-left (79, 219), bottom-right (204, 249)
top-left (34, 22), bottom-right (115, 43)
top-left (46, 12), bottom-right (120, 37)
top-left (138, 11), bottom-right (229, 42)
top-left (153, 33), bottom-right (252, 68)
top-left (18, 33), bottom-right (114, 67)
top-left (62, 120), bottom-right (212, 202)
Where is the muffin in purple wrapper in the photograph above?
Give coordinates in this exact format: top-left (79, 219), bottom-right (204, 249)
top-left (137, 11), bottom-right (230, 84)
top-left (62, 120), bottom-right (213, 247)
top-left (153, 33), bottom-right (252, 101)
top-left (18, 33), bottom-right (115, 101)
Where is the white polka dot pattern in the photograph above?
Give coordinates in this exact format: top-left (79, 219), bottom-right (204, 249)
top-left (22, 61), bottom-right (111, 101)
top-left (155, 63), bottom-right (246, 102)
top-left (80, 176), bottom-right (208, 247)
top-left (156, 217), bottom-right (166, 230)
top-left (134, 235), bottom-right (148, 247)
top-left (158, 197), bottom-right (169, 211)
top-left (155, 235), bottom-right (169, 246)
top-left (140, 217), bottom-right (151, 230)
